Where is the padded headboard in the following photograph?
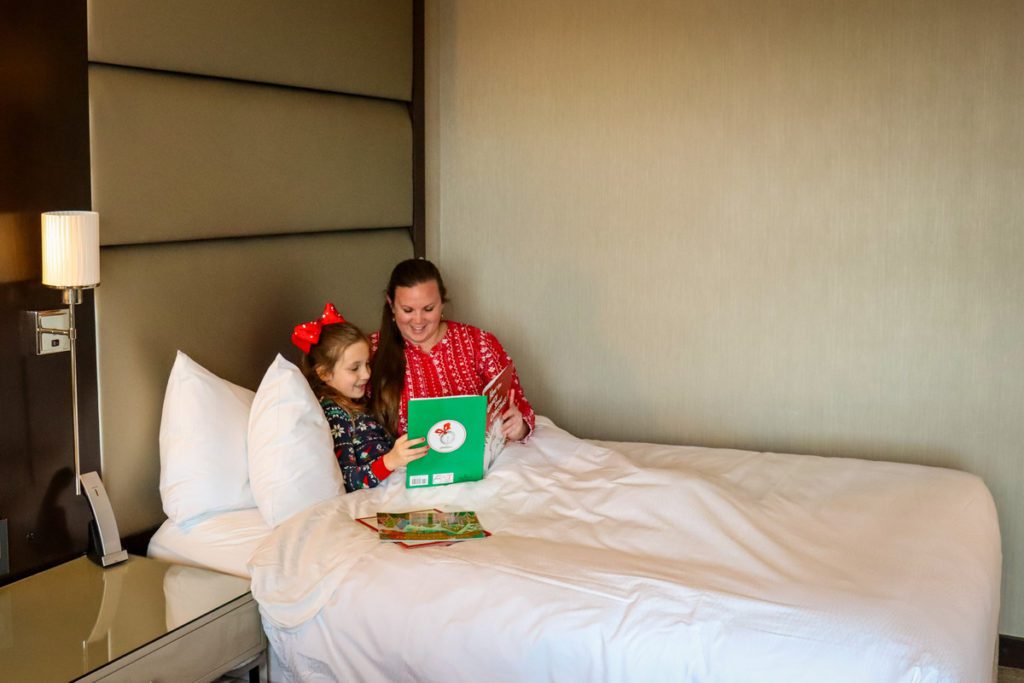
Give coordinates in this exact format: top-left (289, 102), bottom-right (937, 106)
top-left (89, 1), bottom-right (416, 534)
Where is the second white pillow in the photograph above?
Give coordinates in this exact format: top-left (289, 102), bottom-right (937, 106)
top-left (248, 354), bottom-right (345, 527)
top-left (159, 351), bottom-right (256, 526)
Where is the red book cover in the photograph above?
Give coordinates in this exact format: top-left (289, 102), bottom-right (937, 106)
top-left (482, 364), bottom-right (514, 470)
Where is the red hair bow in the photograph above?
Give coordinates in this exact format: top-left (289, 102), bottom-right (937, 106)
top-left (291, 303), bottom-right (346, 354)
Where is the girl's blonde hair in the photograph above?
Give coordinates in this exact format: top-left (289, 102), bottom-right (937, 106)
top-left (299, 322), bottom-right (371, 414)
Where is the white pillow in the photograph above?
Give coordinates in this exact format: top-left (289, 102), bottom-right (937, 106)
top-left (247, 354), bottom-right (344, 527)
top-left (159, 351), bottom-right (256, 526)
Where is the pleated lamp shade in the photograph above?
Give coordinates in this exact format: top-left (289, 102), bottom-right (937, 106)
top-left (41, 211), bottom-right (100, 288)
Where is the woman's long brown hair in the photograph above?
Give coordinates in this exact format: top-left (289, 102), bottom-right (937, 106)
top-left (370, 258), bottom-right (448, 434)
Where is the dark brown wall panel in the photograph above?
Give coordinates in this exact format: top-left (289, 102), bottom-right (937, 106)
top-left (0, 0), bottom-right (100, 583)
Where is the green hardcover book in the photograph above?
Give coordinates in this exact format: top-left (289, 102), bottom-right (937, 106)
top-left (406, 394), bottom-right (487, 488)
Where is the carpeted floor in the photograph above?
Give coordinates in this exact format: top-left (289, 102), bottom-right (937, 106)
top-left (1000, 666), bottom-right (1024, 683)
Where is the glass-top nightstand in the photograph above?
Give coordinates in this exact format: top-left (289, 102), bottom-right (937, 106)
top-left (0, 554), bottom-right (265, 682)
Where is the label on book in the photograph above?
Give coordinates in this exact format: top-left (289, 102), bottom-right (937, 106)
top-left (407, 394), bottom-right (487, 487)
top-left (426, 419), bottom-right (467, 452)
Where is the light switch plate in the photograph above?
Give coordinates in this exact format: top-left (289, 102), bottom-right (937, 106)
top-left (26, 309), bottom-right (71, 355)
top-left (0, 518), bottom-right (8, 577)
top-left (0, 520), bottom-right (11, 649)
top-left (0, 590), bottom-right (10, 650)
top-left (39, 331), bottom-right (71, 354)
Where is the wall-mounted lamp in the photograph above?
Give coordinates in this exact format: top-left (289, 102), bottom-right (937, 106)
top-left (34, 210), bottom-right (101, 496)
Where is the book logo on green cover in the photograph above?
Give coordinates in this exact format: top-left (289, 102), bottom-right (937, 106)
top-left (427, 419), bottom-right (467, 453)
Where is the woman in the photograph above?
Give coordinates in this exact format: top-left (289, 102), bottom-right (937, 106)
top-left (369, 258), bottom-right (535, 442)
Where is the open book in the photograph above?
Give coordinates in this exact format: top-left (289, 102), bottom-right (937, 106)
top-left (405, 364), bottom-right (515, 488)
top-left (356, 509), bottom-right (490, 548)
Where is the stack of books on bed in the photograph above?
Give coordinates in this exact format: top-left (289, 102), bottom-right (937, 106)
top-left (357, 509), bottom-right (490, 549)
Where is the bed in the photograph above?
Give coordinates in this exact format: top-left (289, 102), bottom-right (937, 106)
top-left (148, 352), bottom-right (1001, 683)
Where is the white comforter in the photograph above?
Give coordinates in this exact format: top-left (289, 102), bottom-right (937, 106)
top-left (249, 417), bottom-right (1001, 683)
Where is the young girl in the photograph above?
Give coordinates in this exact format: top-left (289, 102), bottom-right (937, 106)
top-left (293, 303), bottom-right (428, 492)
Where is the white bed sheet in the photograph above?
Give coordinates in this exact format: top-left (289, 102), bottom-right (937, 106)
top-left (148, 507), bottom-right (271, 578)
top-left (249, 417), bottom-right (1001, 683)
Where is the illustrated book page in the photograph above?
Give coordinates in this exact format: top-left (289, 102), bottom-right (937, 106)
top-left (356, 509), bottom-right (490, 548)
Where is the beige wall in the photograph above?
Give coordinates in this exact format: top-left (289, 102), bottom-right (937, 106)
top-left (427, 0), bottom-right (1024, 635)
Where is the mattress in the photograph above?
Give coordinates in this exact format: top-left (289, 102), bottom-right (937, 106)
top-left (247, 417), bottom-right (1001, 683)
top-left (148, 508), bottom-right (271, 578)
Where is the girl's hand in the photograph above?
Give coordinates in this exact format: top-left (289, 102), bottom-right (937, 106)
top-left (501, 394), bottom-right (529, 441)
top-left (382, 434), bottom-right (429, 471)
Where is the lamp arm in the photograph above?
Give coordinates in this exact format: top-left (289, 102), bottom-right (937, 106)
top-left (68, 290), bottom-right (82, 496)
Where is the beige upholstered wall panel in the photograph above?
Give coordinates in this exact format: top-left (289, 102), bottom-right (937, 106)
top-left (88, 0), bottom-right (412, 100)
top-left (96, 229), bottom-right (412, 534)
top-left (429, 0), bottom-right (1024, 634)
top-left (90, 65), bottom-right (412, 245)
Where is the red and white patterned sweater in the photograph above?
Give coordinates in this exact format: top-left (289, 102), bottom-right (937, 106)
top-left (370, 321), bottom-right (536, 439)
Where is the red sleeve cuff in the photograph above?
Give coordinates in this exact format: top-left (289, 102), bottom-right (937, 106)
top-left (370, 457), bottom-right (393, 481)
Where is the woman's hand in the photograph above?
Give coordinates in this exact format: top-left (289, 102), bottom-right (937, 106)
top-left (501, 394), bottom-right (529, 441)
top-left (382, 434), bottom-right (429, 471)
